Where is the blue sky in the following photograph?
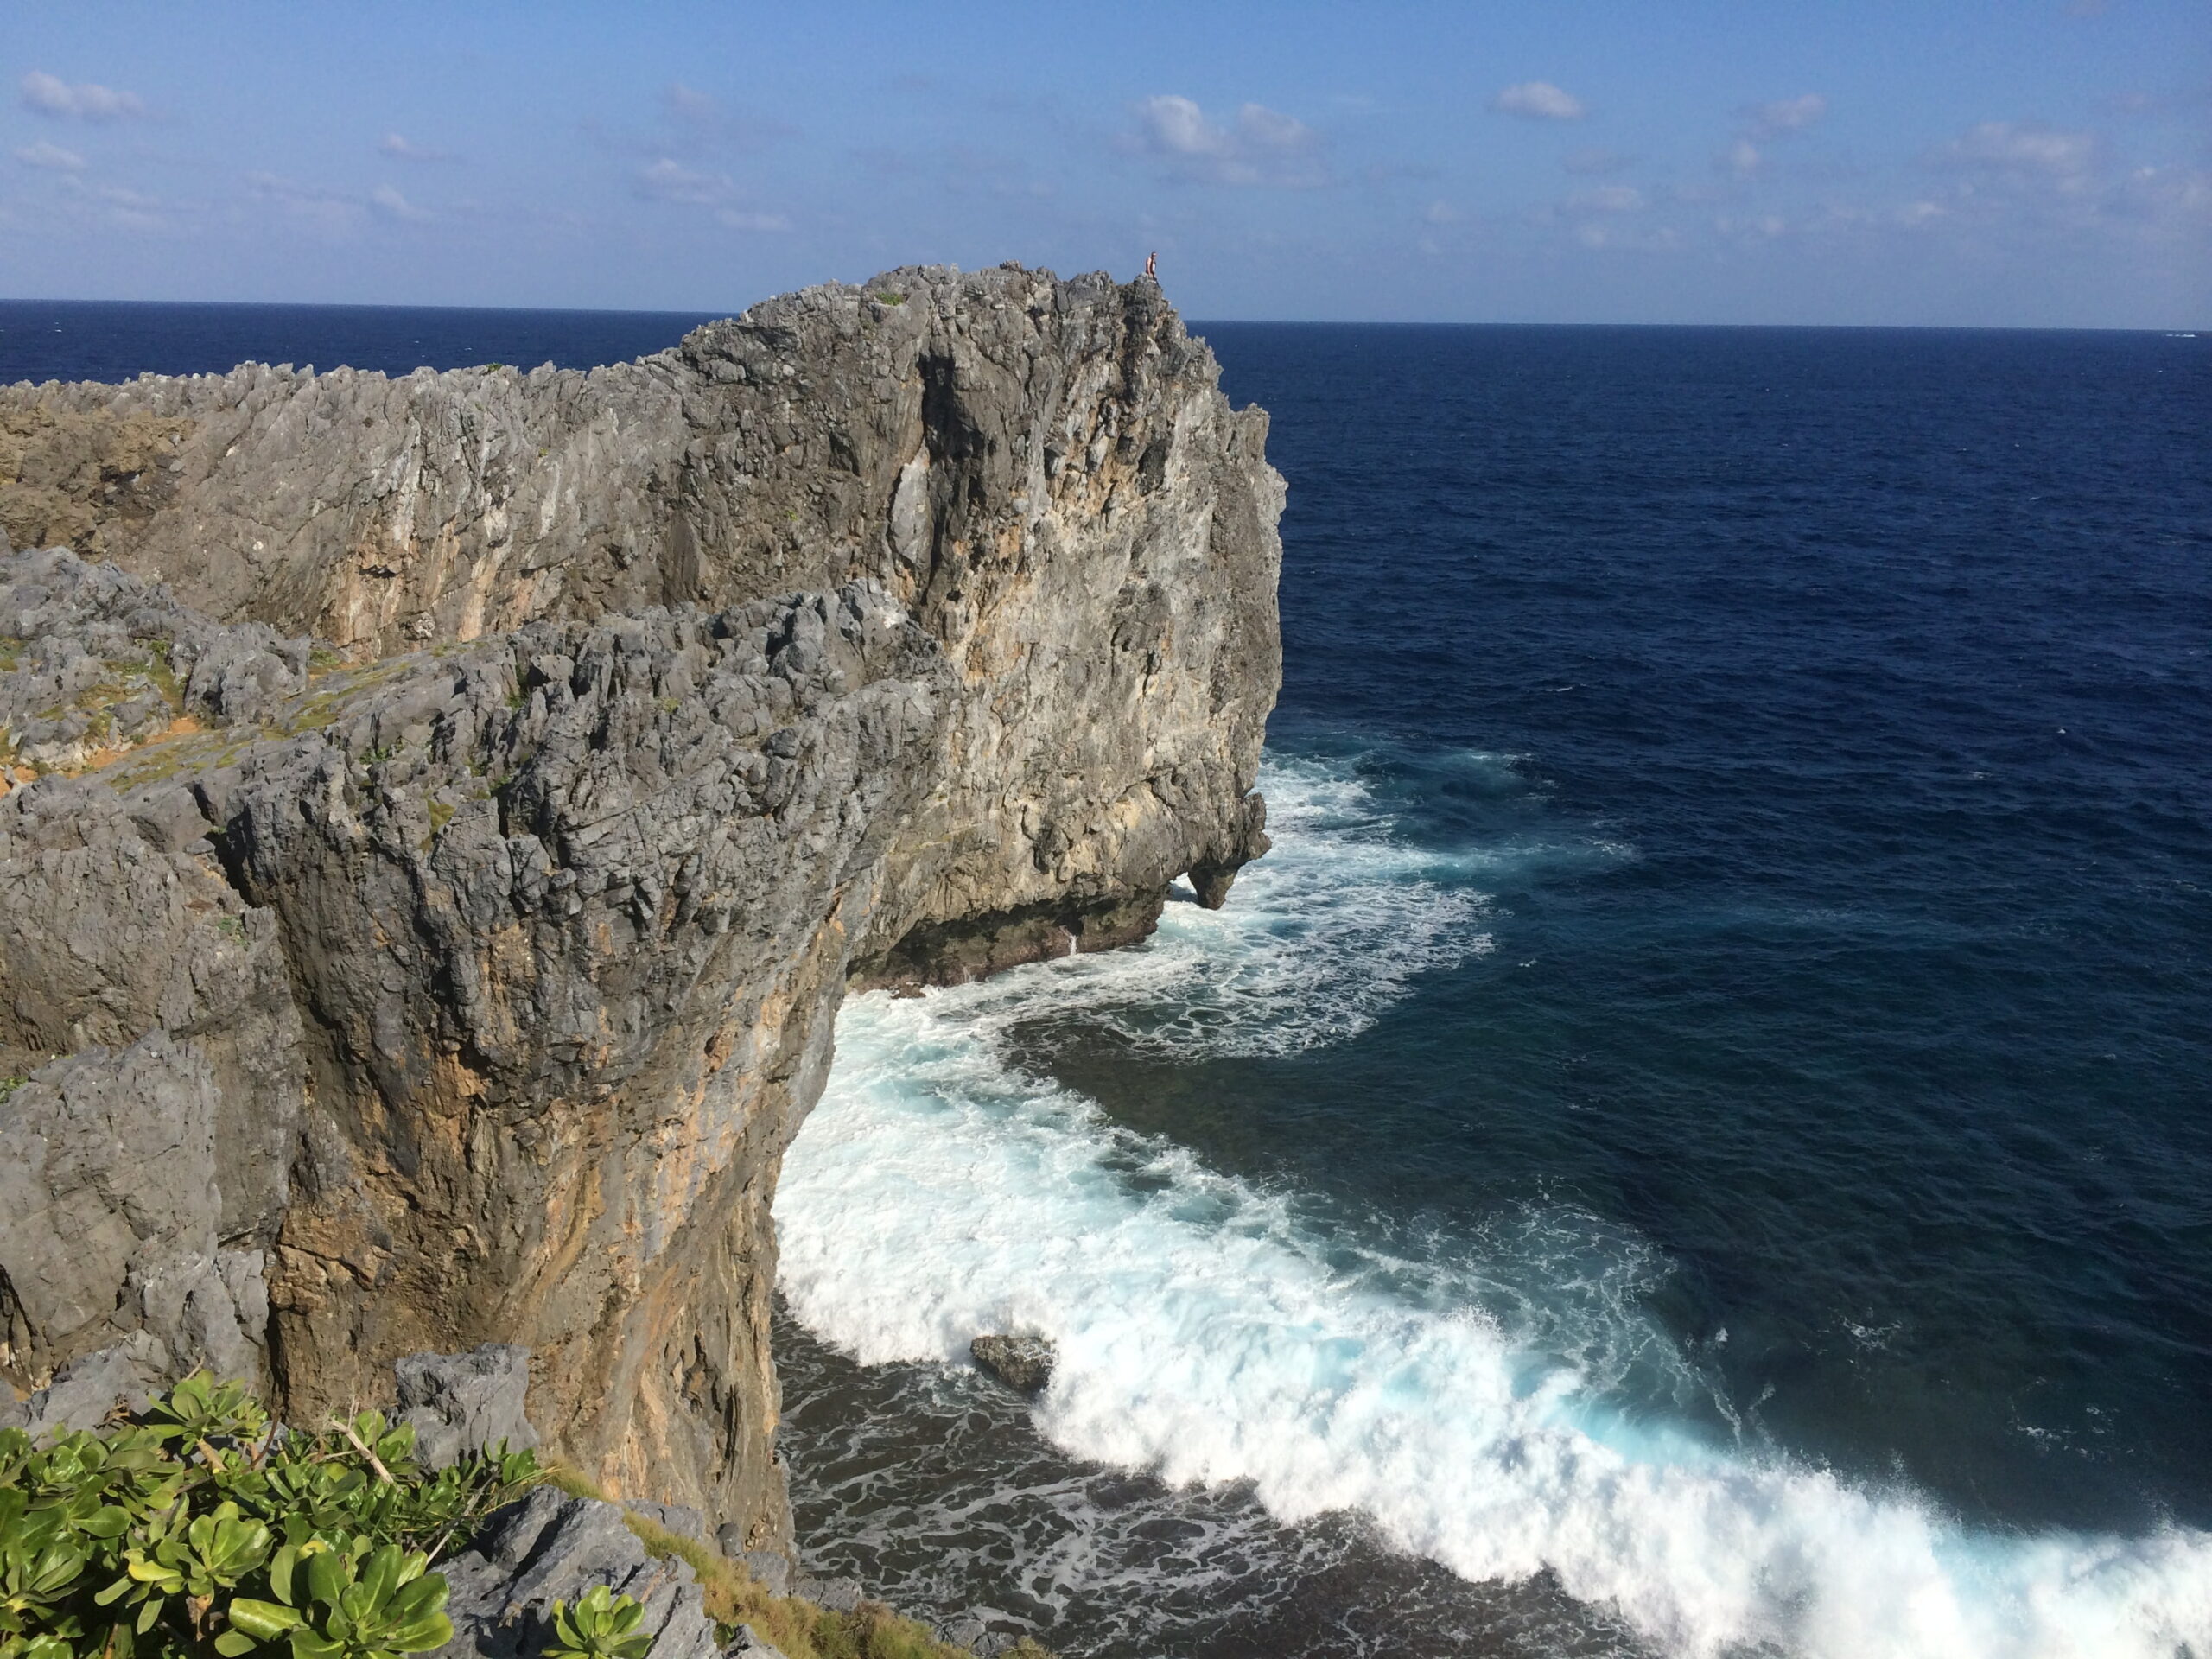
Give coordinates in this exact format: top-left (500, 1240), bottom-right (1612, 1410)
top-left (3, 2), bottom-right (2205, 326)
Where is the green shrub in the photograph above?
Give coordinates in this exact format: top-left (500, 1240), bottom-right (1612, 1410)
top-left (543, 1586), bottom-right (651, 1659)
top-left (0, 1370), bottom-right (543, 1659)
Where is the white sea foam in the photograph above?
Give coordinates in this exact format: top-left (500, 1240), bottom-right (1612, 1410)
top-left (962, 753), bottom-right (1496, 1057)
top-left (778, 757), bottom-right (2212, 1658)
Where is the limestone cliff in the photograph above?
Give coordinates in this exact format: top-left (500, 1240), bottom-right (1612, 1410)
top-left (0, 265), bottom-right (1282, 1552)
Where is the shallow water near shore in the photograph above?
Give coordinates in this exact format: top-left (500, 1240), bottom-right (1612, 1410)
top-left (777, 326), bottom-right (2212, 1656)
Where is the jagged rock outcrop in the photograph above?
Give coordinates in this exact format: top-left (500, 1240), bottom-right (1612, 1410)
top-left (0, 543), bottom-right (311, 772)
top-left (434, 1486), bottom-right (730, 1659)
top-left (0, 1035), bottom-right (272, 1392)
top-left (1, 264), bottom-right (1281, 970)
top-left (0, 264), bottom-right (1281, 1554)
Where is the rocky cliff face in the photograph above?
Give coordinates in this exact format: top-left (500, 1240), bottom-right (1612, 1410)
top-left (0, 265), bottom-right (1281, 1551)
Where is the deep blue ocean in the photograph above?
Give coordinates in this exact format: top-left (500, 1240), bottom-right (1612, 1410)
top-left (8, 302), bottom-right (2208, 1657)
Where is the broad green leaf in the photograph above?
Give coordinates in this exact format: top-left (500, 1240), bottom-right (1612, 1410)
top-left (384, 1611), bottom-right (453, 1652)
top-left (225, 1599), bottom-right (304, 1641)
top-left (305, 1551), bottom-right (344, 1610)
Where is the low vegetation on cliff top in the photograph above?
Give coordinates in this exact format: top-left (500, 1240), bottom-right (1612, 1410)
top-left (0, 1372), bottom-right (536, 1659)
top-left (1, 1374), bottom-right (1033, 1659)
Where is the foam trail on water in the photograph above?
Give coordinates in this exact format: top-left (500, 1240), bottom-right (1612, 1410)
top-left (960, 753), bottom-right (1496, 1057)
top-left (779, 758), bottom-right (2212, 1658)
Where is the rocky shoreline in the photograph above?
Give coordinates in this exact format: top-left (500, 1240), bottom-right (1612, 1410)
top-left (0, 264), bottom-right (1283, 1613)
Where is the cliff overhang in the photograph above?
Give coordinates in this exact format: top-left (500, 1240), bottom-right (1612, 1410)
top-left (0, 263), bottom-right (1283, 1551)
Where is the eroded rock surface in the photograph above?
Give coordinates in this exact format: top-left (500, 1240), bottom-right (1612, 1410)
top-left (398, 1344), bottom-right (542, 1470)
top-left (0, 264), bottom-right (1282, 1554)
top-left (434, 1486), bottom-right (723, 1659)
top-left (2, 264), bottom-right (1281, 962)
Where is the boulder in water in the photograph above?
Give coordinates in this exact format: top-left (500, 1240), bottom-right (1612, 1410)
top-left (970, 1334), bottom-right (1055, 1395)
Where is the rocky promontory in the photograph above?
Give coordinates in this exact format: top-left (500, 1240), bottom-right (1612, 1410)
top-left (0, 264), bottom-right (1282, 1560)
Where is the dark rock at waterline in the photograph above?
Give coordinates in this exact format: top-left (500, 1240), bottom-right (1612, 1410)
top-left (971, 1334), bottom-right (1056, 1395)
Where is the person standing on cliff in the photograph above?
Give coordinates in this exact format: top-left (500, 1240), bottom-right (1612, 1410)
top-left (1145, 251), bottom-right (1157, 282)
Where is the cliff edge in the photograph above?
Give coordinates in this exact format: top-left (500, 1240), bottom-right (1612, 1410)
top-left (0, 264), bottom-right (1283, 1555)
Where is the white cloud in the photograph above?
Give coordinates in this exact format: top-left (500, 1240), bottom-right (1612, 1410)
top-left (1721, 138), bottom-right (1764, 176)
top-left (1933, 121), bottom-right (2101, 194)
top-left (379, 133), bottom-right (455, 163)
top-left (716, 209), bottom-right (791, 232)
top-left (20, 70), bottom-right (147, 121)
top-left (47, 175), bottom-right (170, 232)
top-left (1714, 212), bottom-right (1791, 240)
top-left (1129, 94), bottom-right (1329, 187)
top-left (1569, 184), bottom-right (1643, 213)
top-left (13, 140), bottom-right (86, 172)
top-left (370, 183), bottom-right (427, 221)
top-left (665, 82), bottom-right (721, 124)
top-left (633, 155), bottom-right (787, 229)
top-left (1903, 118), bottom-right (2209, 251)
top-left (1422, 199), bottom-right (1461, 225)
top-left (1743, 94), bottom-right (1827, 139)
top-left (246, 171), bottom-right (365, 238)
top-left (84, 181), bottom-right (160, 213)
top-left (1719, 94), bottom-right (1826, 176)
top-left (1574, 221), bottom-right (1680, 251)
top-left (659, 82), bottom-right (791, 152)
top-left (1491, 81), bottom-right (1586, 121)
top-left (637, 156), bottom-right (732, 203)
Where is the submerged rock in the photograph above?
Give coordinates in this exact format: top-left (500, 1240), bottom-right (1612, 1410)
top-left (970, 1334), bottom-right (1057, 1395)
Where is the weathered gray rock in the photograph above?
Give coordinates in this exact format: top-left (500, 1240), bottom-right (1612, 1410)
top-left (397, 1344), bottom-right (541, 1468)
top-left (789, 1574), bottom-right (862, 1615)
top-left (0, 1331), bottom-right (170, 1437)
top-left (737, 1548), bottom-right (791, 1599)
top-left (0, 1034), bottom-right (271, 1389)
top-left (203, 584), bottom-right (945, 1538)
top-left (938, 1610), bottom-right (1044, 1656)
top-left (431, 1488), bottom-right (718, 1659)
top-left (0, 775), bottom-right (304, 1232)
top-left (0, 760), bottom-right (302, 1392)
top-left (970, 1334), bottom-right (1056, 1395)
top-left (0, 545), bottom-right (309, 771)
top-left (3, 264), bottom-right (1281, 963)
top-left (0, 265), bottom-right (1284, 1555)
